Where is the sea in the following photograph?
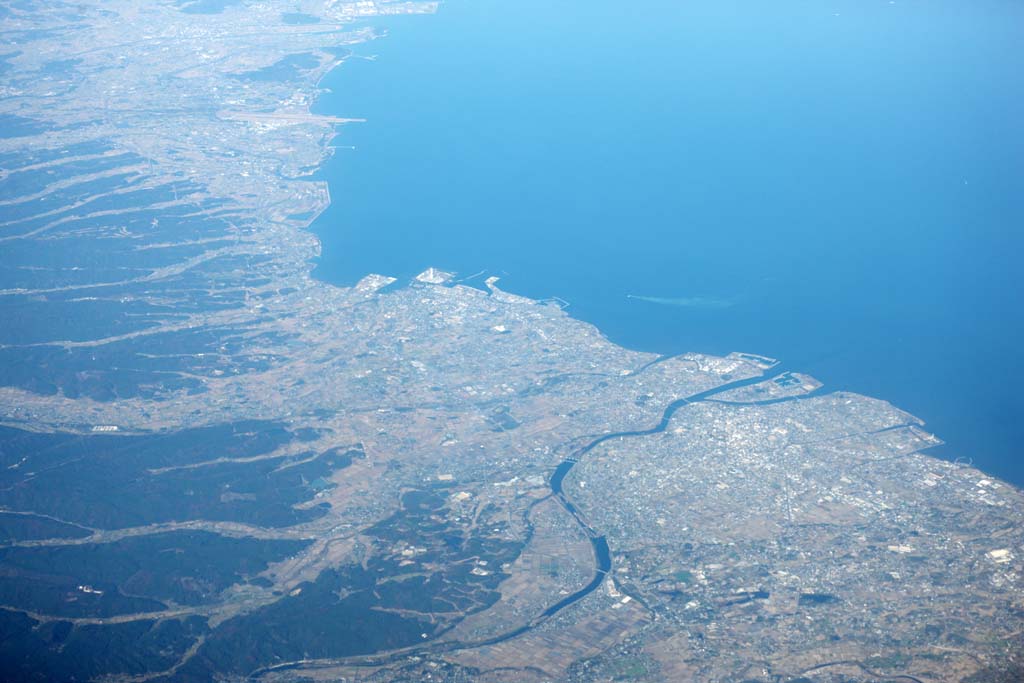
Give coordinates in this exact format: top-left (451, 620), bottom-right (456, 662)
top-left (310, 0), bottom-right (1024, 486)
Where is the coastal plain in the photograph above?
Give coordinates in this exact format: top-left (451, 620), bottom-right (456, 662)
top-left (0, 1), bottom-right (1021, 682)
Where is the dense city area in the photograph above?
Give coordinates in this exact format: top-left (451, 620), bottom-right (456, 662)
top-left (0, 0), bottom-right (1021, 681)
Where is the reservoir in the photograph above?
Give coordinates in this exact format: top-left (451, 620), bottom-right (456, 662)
top-left (311, 0), bottom-right (1024, 486)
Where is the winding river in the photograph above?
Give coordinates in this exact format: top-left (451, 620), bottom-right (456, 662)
top-left (542, 363), bottom-right (791, 618)
top-left (255, 363), bottom-right (797, 677)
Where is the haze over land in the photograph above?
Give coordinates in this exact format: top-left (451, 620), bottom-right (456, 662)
top-left (0, 1), bottom-right (1021, 682)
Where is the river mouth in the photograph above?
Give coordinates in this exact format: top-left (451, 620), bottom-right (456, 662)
top-left (251, 364), bottom-right (799, 672)
top-left (308, 0), bottom-right (1024, 489)
top-left (538, 366), bottom-right (791, 625)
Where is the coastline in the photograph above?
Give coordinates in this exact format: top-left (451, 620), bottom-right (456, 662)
top-left (301, 0), bottom-right (1024, 489)
top-left (0, 2), bottom-right (1022, 680)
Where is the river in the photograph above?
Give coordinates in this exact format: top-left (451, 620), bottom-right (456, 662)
top-left (310, 0), bottom-right (1024, 487)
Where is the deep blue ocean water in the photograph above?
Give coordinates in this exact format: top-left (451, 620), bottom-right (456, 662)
top-left (311, 0), bottom-right (1024, 485)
